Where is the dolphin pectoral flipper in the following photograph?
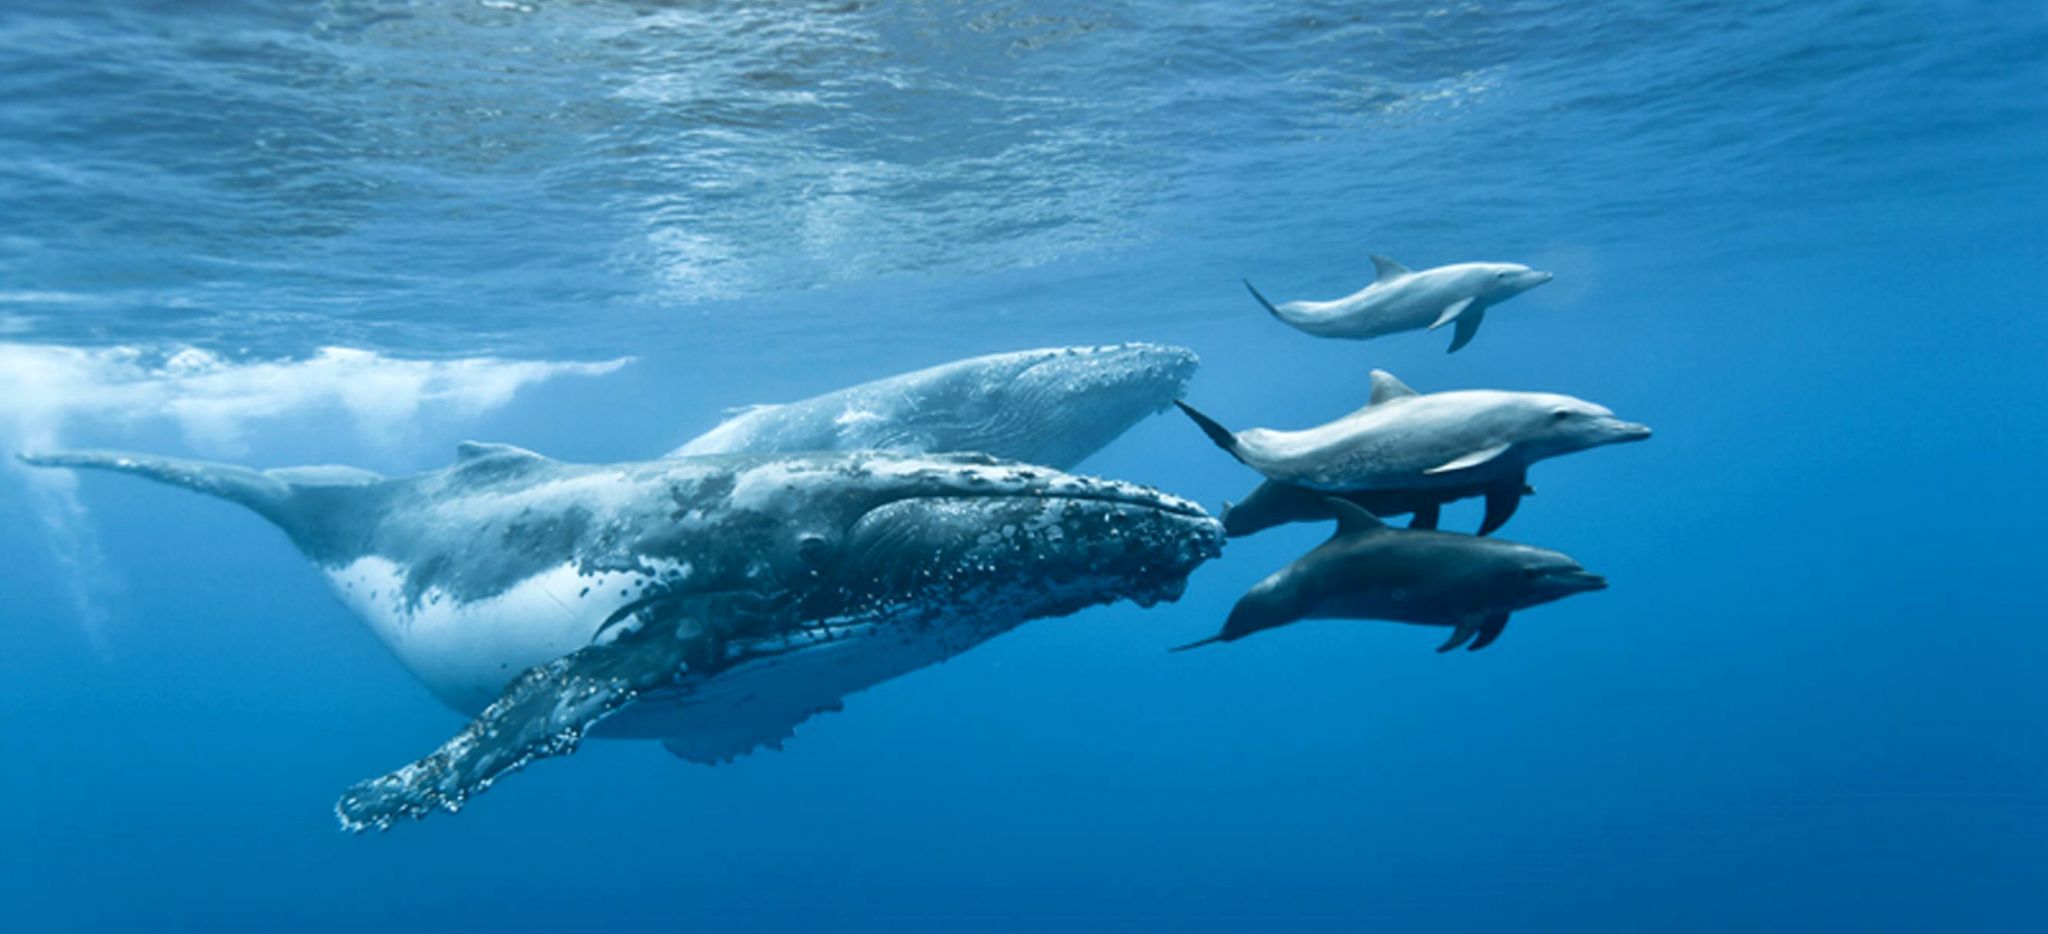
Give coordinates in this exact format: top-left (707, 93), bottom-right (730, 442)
top-left (335, 616), bottom-right (715, 833)
top-left (1446, 305), bottom-right (1487, 353)
top-left (1467, 612), bottom-right (1510, 651)
top-left (1428, 297), bottom-right (1477, 331)
top-left (1424, 443), bottom-right (1512, 475)
top-left (1409, 503), bottom-right (1441, 530)
top-left (1436, 617), bottom-right (1482, 653)
top-left (1478, 473), bottom-right (1527, 536)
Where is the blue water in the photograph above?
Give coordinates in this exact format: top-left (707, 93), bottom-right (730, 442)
top-left (2, 1), bottom-right (2044, 930)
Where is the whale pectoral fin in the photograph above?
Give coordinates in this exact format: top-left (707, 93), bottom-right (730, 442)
top-left (661, 711), bottom-right (813, 765)
top-left (1467, 612), bottom-right (1511, 651)
top-left (1446, 305), bottom-right (1487, 352)
top-left (1436, 616), bottom-right (1482, 653)
top-left (1424, 443), bottom-right (1511, 475)
top-left (1408, 503), bottom-right (1441, 530)
top-left (1478, 474), bottom-right (1527, 536)
top-left (334, 617), bottom-right (717, 833)
top-left (1427, 296), bottom-right (1477, 331)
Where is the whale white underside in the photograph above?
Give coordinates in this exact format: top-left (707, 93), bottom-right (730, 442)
top-left (324, 556), bottom-right (1105, 765)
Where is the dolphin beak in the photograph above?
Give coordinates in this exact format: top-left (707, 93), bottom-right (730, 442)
top-left (1534, 270), bottom-right (1555, 284)
top-left (1615, 421), bottom-right (1652, 442)
top-left (1555, 570), bottom-right (1608, 593)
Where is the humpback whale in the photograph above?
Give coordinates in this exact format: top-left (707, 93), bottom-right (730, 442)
top-left (1175, 370), bottom-right (1649, 510)
top-left (1177, 501), bottom-right (1606, 653)
top-left (1244, 255), bottom-right (1552, 352)
top-left (22, 445), bottom-right (1222, 831)
top-left (672, 343), bottom-right (1199, 469)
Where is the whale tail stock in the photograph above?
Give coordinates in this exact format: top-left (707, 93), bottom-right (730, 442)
top-left (15, 448), bottom-right (378, 535)
top-left (1172, 401), bottom-right (1245, 463)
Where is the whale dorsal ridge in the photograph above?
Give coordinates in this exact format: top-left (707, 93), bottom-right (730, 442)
top-left (1367, 370), bottom-right (1419, 406)
top-left (455, 440), bottom-right (546, 462)
top-left (1370, 254), bottom-right (1410, 281)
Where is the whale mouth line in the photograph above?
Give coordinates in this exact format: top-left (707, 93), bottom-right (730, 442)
top-left (857, 487), bottom-right (1209, 522)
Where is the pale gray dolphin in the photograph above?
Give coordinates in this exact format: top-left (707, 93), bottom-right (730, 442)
top-left (1244, 255), bottom-right (1553, 352)
top-left (21, 445), bottom-right (1222, 831)
top-left (1177, 500), bottom-right (1606, 652)
top-left (671, 343), bottom-right (1199, 469)
top-left (1174, 370), bottom-right (1650, 497)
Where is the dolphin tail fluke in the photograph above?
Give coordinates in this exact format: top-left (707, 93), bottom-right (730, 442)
top-left (1172, 401), bottom-right (1244, 463)
top-left (17, 449), bottom-right (298, 528)
top-left (1242, 279), bottom-right (1284, 320)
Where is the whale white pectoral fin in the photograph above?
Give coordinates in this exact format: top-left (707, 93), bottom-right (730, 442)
top-left (1437, 616), bottom-right (1482, 653)
top-left (17, 448), bottom-right (304, 530)
top-left (1446, 306), bottom-right (1487, 353)
top-left (1367, 369), bottom-right (1420, 405)
top-left (335, 617), bottom-right (716, 833)
top-left (1370, 254), bottom-right (1411, 281)
top-left (1323, 498), bottom-right (1388, 536)
top-left (1424, 443), bottom-right (1511, 475)
top-left (1427, 297), bottom-right (1476, 330)
top-left (1467, 612), bottom-right (1511, 651)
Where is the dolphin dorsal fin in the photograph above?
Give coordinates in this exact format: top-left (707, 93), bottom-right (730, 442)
top-left (1367, 370), bottom-right (1420, 405)
top-left (1324, 498), bottom-right (1387, 536)
top-left (1370, 254), bottom-right (1411, 281)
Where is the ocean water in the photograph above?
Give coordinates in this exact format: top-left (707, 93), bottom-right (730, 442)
top-left (1, 0), bottom-right (2043, 930)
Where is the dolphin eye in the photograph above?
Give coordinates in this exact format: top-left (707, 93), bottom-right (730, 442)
top-left (1551, 410), bottom-right (1571, 422)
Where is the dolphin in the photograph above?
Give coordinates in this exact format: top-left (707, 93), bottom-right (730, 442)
top-left (1174, 370), bottom-right (1649, 504)
top-left (1244, 255), bottom-right (1553, 352)
top-left (1176, 500), bottom-right (1606, 652)
top-left (21, 445), bottom-right (1222, 831)
top-left (671, 343), bottom-right (1199, 469)
top-left (1220, 476), bottom-right (1536, 539)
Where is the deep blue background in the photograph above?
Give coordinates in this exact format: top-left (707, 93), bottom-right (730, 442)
top-left (2, 2), bottom-right (2043, 930)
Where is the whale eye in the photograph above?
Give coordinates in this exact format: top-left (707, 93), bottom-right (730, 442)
top-left (796, 532), bottom-right (831, 563)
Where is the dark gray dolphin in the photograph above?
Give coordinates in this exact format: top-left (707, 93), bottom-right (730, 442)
top-left (21, 445), bottom-right (1222, 831)
top-left (1176, 500), bottom-right (1605, 653)
top-left (671, 343), bottom-right (1199, 469)
top-left (1219, 476), bottom-right (1535, 538)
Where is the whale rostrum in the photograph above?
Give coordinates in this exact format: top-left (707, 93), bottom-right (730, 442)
top-left (21, 445), bottom-right (1223, 831)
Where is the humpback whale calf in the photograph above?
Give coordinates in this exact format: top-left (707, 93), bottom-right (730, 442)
top-left (1244, 255), bottom-right (1552, 352)
top-left (672, 343), bottom-right (1199, 469)
top-left (1220, 476), bottom-right (1536, 538)
top-left (23, 445), bottom-right (1222, 831)
top-left (1177, 501), bottom-right (1606, 652)
top-left (1175, 370), bottom-right (1649, 524)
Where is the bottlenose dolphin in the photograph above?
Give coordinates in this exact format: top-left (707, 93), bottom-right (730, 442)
top-left (22, 445), bottom-right (1222, 831)
top-left (1177, 501), bottom-right (1606, 652)
top-left (1221, 477), bottom-right (1536, 538)
top-left (671, 343), bottom-right (1199, 469)
top-left (1244, 255), bottom-right (1552, 352)
top-left (1174, 370), bottom-right (1649, 505)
